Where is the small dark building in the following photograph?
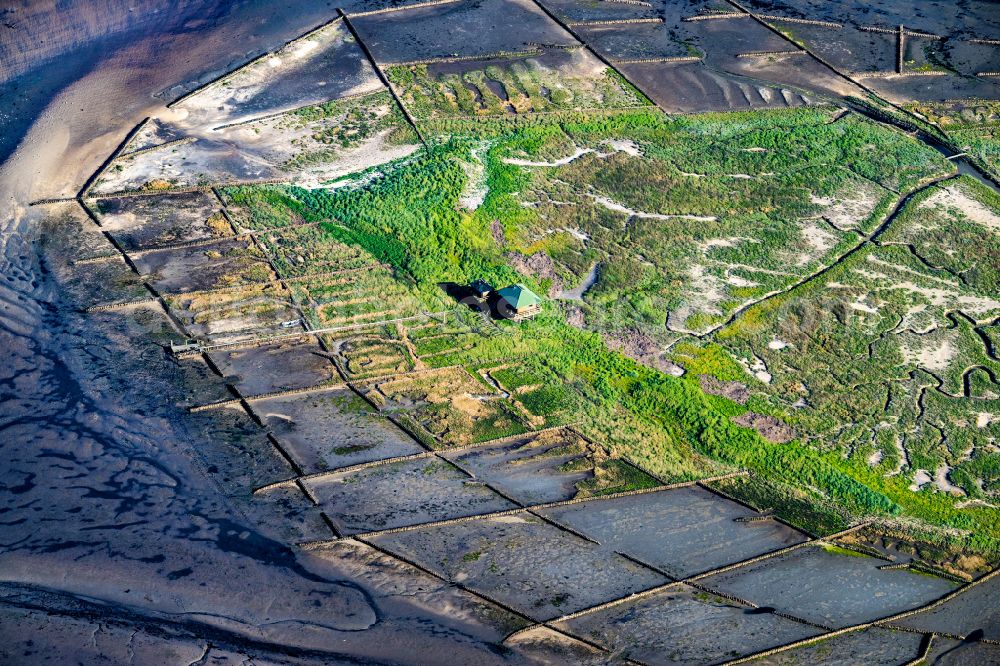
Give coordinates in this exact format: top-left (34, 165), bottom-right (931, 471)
top-left (469, 279), bottom-right (494, 300)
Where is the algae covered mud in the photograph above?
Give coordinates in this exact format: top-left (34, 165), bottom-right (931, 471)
top-left (3, 0), bottom-right (1000, 664)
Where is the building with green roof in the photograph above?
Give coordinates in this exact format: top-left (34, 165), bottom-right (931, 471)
top-left (496, 283), bottom-right (542, 320)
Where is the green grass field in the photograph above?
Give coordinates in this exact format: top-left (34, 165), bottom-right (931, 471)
top-left (227, 106), bottom-right (1000, 563)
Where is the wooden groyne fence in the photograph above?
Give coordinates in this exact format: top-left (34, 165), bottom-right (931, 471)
top-left (599, 0), bottom-right (652, 6)
top-left (736, 50), bottom-right (806, 59)
top-left (567, 17), bottom-right (662, 27)
top-left (117, 136), bottom-right (197, 159)
top-left (683, 12), bottom-right (840, 28)
top-left (382, 49), bottom-right (544, 68)
top-left (611, 56), bottom-right (701, 65)
top-left (347, 0), bottom-right (460, 19)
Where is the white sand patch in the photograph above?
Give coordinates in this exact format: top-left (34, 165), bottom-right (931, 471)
top-left (768, 339), bottom-right (789, 350)
top-left (504, 147), bottom-right (593, 167)
top-left (934, 465), bottom-right (966, 496)
top-left (922, 184), bottom-right (1000, 232)
top-left (902, 336), bottom-right (956, 372)
top-left (459, 145), bottom-right (488, 211)
top-left (726, 274), bottom-right (757, 288)
top-left (740, 353), bottom-right (771, 384)
top-left (588, 194), bottom-right (717, 221)
top-left (977, 413), bottom-right (995, 428)
top-left (260, 412), bottom-right (294, 422)
top-left (602, 139), bottom-right (641, 157)
top-left (686, 265), bottom-right (726, 315)
top-left (668, 264), bottom-right (727, 332)
top-left (849, 296), bottom-right (879, 314)
top-left (491, 513), bottom-right (531, 525)
top-left (560, 227), bottom-right (589, 242)
top-left (324, 168), bottom-right (385, 191)
top-left (698, 237), bottom-right (759, 251)
top-left (537, 227), bottom-right (590, 244)
top-left (868, 449), bottom-right (883, 466)
top-left (744, 147), bottom-right (768, 153)
top-left (809, 181), bottom-right (881, 230)
top-left (504, 139), bottom-right (643, 168)
top-left (909, 469), bottom-right (932, 491)
top-left (290, 39), bottom-right (320, 59)
top-left (794, 219), bottom-right (837, 265)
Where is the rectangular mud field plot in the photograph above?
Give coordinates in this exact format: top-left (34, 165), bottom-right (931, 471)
top-left (89, 137), bottom-right (285, 196)
top-left (684, 18), bottom-right (864, 102)
top-left (187, 406), bottom-right (295, 495)
top-left (896, 573), bottom-right (1000, 640)
top-left (616, 61), bottom-right (810, 113)
top-left (408, 320), bottom-right (485, 360)
top-left (93, 191), bottom-right (230, 252)
top-left (867, 71), bottom-right (999, 106)
top-left (782, 25), bottom-right (899, 78)
top-left (538, 485), bottom-right (807, 578)
top-left (325, 327), bottom-right (416, 379)
top-left (132, 236), bottom-right (275, 294)
top-left (351, 0), bottom-right (576, 63)
top-left (752, 627), bottom-right (924, 666)
top-left (245, 481), bottom-right (335, 544)
top-left (370, 513), bottom-right (668, 621)
top-left (554, 584), bottom-right (822, 666)
top-left (294, 268), bottom-right (427, 330)
top-left (175, 19), bottom-right (382, 130)
top-left (250, 386), bottom-right (425, 472)
top-left (208, 338), bottom-right (338, 396)
top-left (700, 543), bottom-right (960, 629)
top-left (304, 457), bottom-right (518, 534)
top-left (207, 90), bottom-right (421, 190)
top-left (73, 260), bottom-right (148, 306)
top-left (685, 12), bottom-right (789, 62)
top-left (443, 428), bottom-right (659, 505)
top-left (355, 366), bottom-right (528, 449)
top-left (574, 23), bottom-right (693, 61)
top-left (309, 539), bottom-right (531, 644)
top-left (485, 365), bottom-right (579, 428)
top-left (166, 283), bottom-right (300, 345)
top-left (386, 47), bottom-right (649, 119)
